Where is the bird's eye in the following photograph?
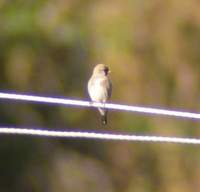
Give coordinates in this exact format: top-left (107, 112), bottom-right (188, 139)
top-left (104, 68), bottom-right (109, 74)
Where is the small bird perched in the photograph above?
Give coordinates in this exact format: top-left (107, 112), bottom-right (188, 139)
top-left (88, 64), bottom-right (112, 125)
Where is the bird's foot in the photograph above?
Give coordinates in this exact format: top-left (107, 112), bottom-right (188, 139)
top-left (89, 101), bottom-right (94, 106)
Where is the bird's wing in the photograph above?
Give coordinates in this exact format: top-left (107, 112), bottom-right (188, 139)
top-left (100, 77), bottom-right (112, 99)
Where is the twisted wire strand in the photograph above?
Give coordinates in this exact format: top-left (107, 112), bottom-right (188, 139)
top-left (0, 92), bottom-right (199, 119)
top-left (0, 127), bottom-right (199, 144)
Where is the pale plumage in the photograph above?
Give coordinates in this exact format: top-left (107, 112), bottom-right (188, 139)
top-left (88, 64), bottom-right (112, 125)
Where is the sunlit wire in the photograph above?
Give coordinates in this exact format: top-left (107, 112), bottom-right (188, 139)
top-left (0, 92), bottom-right (199, 120)
top-left (0, 127), bottom-right (199, 144)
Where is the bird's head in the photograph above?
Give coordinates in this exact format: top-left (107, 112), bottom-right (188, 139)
top-left (93, 64), bottom-right (110, 76)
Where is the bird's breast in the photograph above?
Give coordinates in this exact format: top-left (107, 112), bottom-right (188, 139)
top-left (88, 78), bottom-right (108, 102)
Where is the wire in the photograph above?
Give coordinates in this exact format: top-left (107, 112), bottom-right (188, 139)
top-left (0, 127), bottom-right (199, 144)
top-left (0, 92), bottom-right (199, 120)
top-left (0, 92), bottom-right (199, 144)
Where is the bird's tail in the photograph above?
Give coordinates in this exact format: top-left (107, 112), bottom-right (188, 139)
top-left (99, 108), bottom-right (108, 125)
top-left (101, 115), bottom-right (107, 125)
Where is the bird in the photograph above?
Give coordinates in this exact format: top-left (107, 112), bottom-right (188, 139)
top-left (88, 64), bottom-right (112, 125)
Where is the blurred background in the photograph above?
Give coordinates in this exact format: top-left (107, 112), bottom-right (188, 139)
top-left (0, 0), bottom-right (200, 191)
